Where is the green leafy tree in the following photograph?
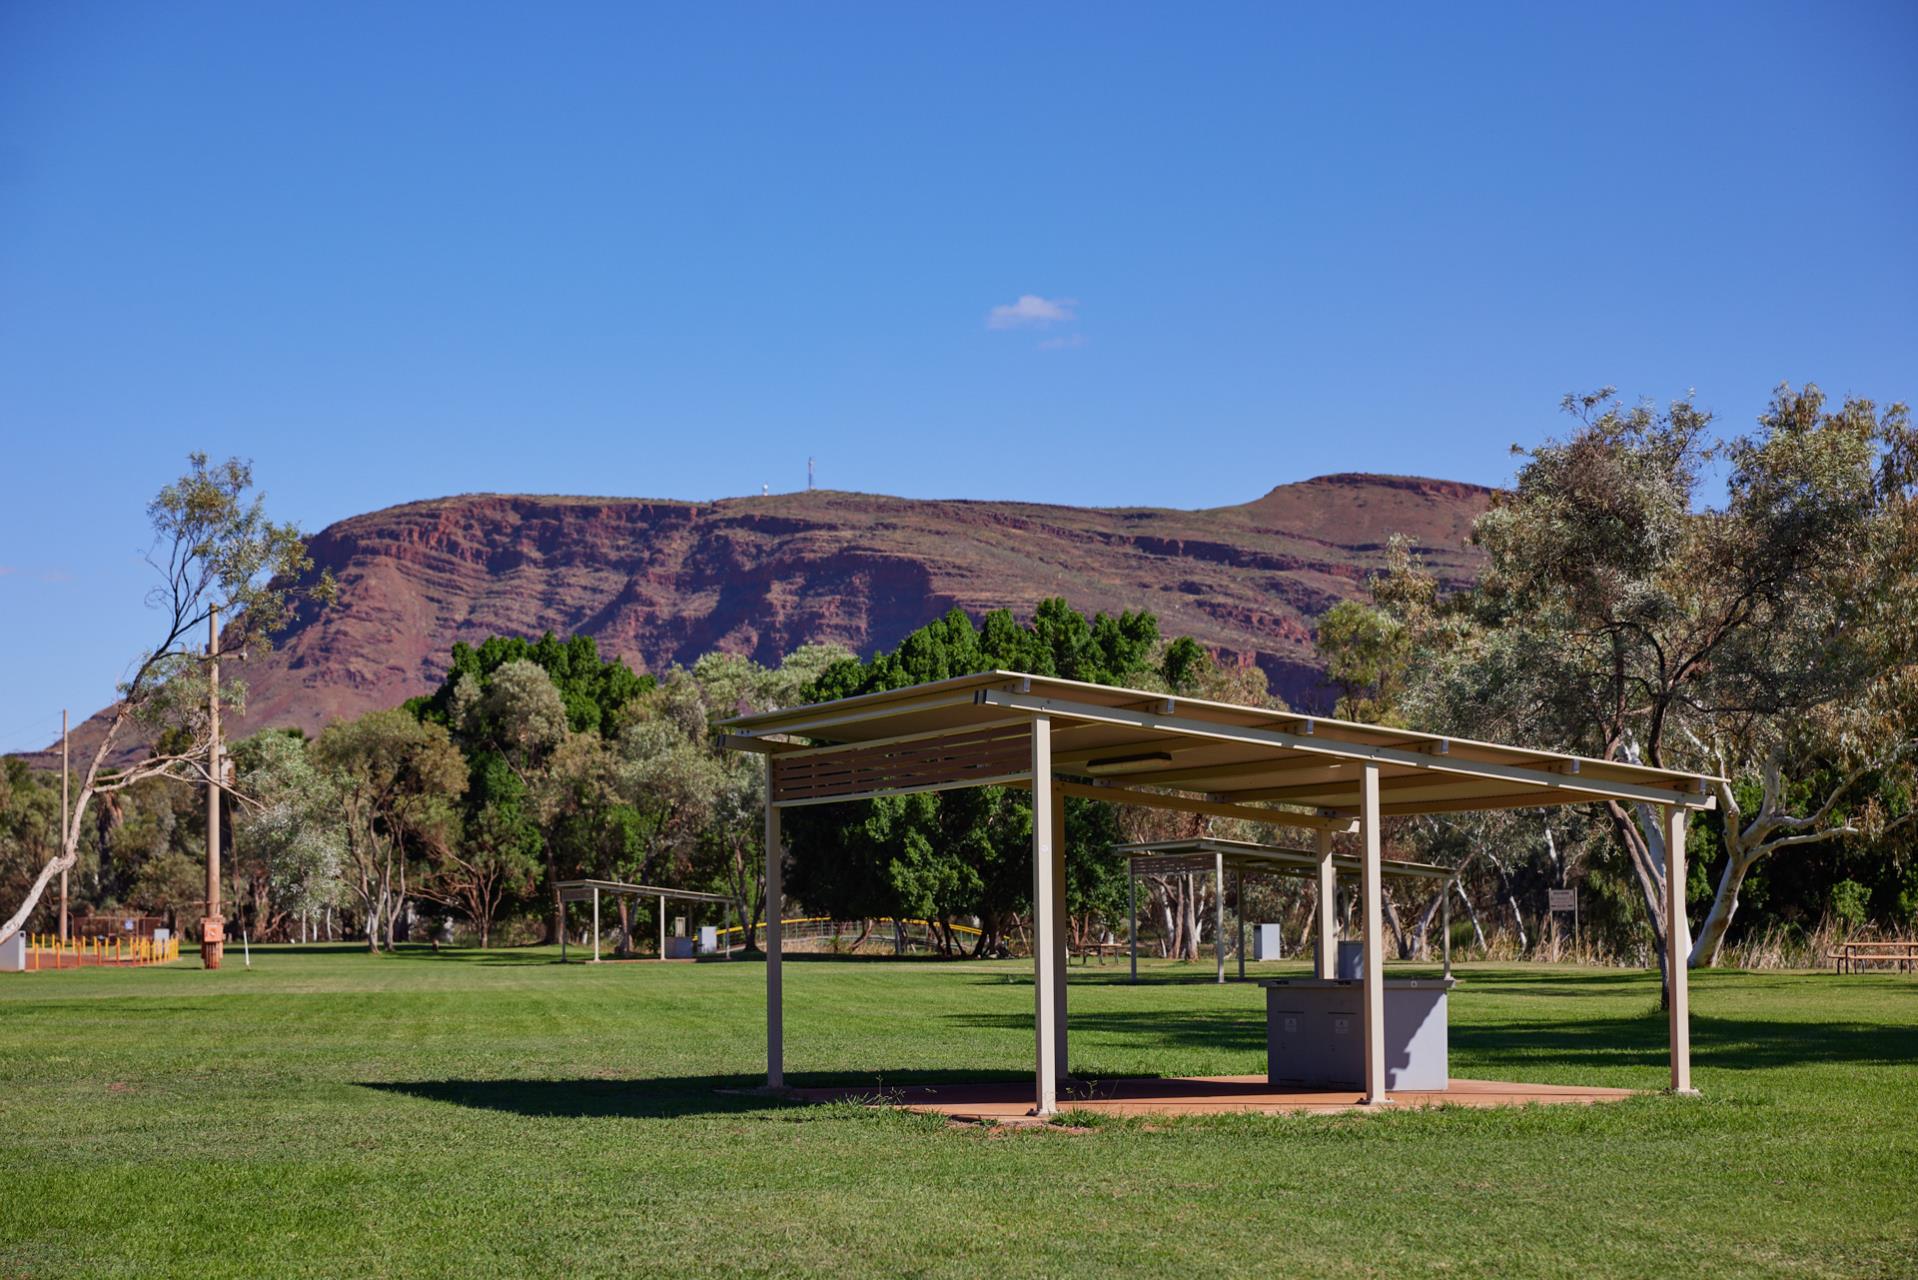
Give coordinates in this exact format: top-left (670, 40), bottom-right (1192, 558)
top-left (412, 632), bottom-right (650, 737)
top-left (313, 709), bottom-right (467, 951)
top-left (786, 600), bottom-right (1168, 953)
top-left (447, 658), bottom-right (572, 941)
top-left (229, 730), bottom-right (345, 938)
top-left (1409, 385), bottom-right (1917, 971)
top-left (0, 761), bottom-right (63, 934)
top-left (415, 752), bottom-right (541, 948)
top-left (1315, 536), bottom-right (1442, 725)
top-left (2, 455), bottom-right (331, 947)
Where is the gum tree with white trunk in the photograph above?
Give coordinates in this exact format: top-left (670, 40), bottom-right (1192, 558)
top-left (1414, 385), bottom-right (1915, 977)
top-left (0, 455), bottom-right (330, 948)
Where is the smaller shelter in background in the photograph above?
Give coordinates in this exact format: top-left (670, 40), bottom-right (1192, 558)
top-left (1115, 836), bottom-right (1458, 983)
top-left (555, 879), bottom-right (735, 962)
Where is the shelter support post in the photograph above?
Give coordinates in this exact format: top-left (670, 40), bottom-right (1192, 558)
top-left (592, 887), bottom-right (600, 963)
top-left (1214, 851), bottom-right (1226, 984)
top-left (1128, 866), bottom-right (1138, 984)
top-left (658, 894), bottom-right (666, 959)
top-left (1360, 763), bottom-right (1388, 1106)
top-left (1236, 867), bottom-right (1245, 980)
top-left (1315, 827), bottom-right (1337, 980)
top-left (765, 759), bottom-right (784, 1089)
top-left (1442, 884), bottom-right (1453, 979)
top-left (1050, 784), bottom-right (1069, 1076)
top-left (1665, 805), bottom-right (1696, 1095)
top-left (1031, 715), bottom-right (1059, 1115)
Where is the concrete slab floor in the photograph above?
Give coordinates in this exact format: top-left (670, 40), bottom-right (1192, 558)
top-left (787, 1076), bottom-right (1640, 1125)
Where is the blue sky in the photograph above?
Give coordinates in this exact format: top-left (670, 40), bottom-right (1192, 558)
top-left (2, 1), bottom-right (1914, 752)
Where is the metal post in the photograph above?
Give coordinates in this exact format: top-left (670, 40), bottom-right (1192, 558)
top-left (591, 887), bottom-right (600, 963)
top-left (1315, 827), bottom-right (1337, 980)
top-left (1360, 763), bottom-right (1388, 1106)
top-left (202, 607), bottom-right (224, 970)
top-left (658, 893), bottom-right (666, 959)
top-left (1214, 851), bottom-right (1226, 984)
top-left (765, 757), bottom-right (784, 1089)
top-left (1665, 805), bottom-right (1695, 1094)
top-left (59, 709), bottom-right (68, 945)
top-left (1236, 867), bottom-right (1246, 980)
top-left (1050, 784), bottom-right (1068, 1078)
top-left (1442, 882), bottom-right (1453, 979)
top-left (1128, 864), bottom-right (1138, 984)
top-left (1030, 715), bottom-right (1058, 1115)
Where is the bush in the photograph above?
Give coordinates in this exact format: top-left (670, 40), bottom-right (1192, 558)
top-left (1829, 879), bottom-right (1870, 932)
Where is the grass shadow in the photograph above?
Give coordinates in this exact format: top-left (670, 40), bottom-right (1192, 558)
top-left (941, 1005), bottom-right (1917, 1075)
top-left (360, 1068), bottom-right (1037, 1119)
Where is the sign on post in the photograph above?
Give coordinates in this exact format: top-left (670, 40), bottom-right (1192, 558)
top-left (1548, 887), bottom-right (1578, 949)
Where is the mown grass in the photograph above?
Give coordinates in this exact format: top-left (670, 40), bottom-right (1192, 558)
top-left (1, 948), bottom-right (1913, 1278)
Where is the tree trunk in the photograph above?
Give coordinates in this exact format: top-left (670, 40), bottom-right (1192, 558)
top-left (1384, 892), bottom-right (1412, 960)
top-left (1409, 887), bottom-right (1446, 961)
top-left (1454, 882), bottom-right (1488, 953)
top-left (0, 706), bottom-right (135, 947)
top-left (1483, 848), bottom-right (1530, 955)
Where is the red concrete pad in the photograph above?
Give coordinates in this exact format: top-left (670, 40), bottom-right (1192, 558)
top-left (789, 1075), bottom-right (1639, 1124)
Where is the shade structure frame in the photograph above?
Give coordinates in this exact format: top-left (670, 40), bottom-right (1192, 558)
top-left (556, 879), bottom-right (737, 964)
top-left (724, 671), bottom-right (1712, 1115)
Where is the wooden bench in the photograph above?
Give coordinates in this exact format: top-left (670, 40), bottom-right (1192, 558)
top-left (1828, 941), bottom-right (1918, 974)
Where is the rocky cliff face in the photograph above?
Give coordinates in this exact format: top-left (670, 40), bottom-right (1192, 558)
top-left (37, 473), bottom-right (1495, 758)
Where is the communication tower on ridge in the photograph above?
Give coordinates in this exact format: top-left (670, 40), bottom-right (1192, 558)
top-left (807, 457), bottom-right (815, 490)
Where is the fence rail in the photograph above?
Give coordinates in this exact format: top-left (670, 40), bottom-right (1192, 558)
top-left (17, 934), bottom-right (182, 971)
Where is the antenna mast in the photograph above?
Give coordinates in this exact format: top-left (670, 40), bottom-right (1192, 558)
top-left (807, 457), bottom-right (815, 491)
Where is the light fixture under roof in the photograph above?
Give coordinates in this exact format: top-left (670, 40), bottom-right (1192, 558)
top-left (1084, 751), bottom-right (1175, 775)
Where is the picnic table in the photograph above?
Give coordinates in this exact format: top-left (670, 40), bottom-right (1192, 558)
top-left (1071, 941), bottom-right (1130, 965)
top-left (1827, 940), bottom-right (1918, 974)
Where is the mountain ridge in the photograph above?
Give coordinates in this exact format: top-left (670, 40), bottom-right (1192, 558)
top-left (24, 472), bottom-right (1496, 762)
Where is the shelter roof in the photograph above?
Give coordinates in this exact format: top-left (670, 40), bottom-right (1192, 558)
top-left (721, 671), bottom-right (1718, 818)
top-left (556, 879), bottom-right (732, 905)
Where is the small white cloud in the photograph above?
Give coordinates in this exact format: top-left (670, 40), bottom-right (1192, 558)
top-left (1038, 333), bottom-right (1088, 351)
top-left (987, 294), bottom-right (1076, 329)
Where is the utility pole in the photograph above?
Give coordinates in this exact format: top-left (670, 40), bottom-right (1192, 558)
top-left (202, 606), bottom-right (225, 970)
top-left (807, 457), bottom-right (814, 490)
top-left (59, 709), bottom-right (69, 944)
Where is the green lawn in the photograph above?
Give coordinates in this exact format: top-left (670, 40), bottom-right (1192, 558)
top-left (1, 948), bottom-right (1913, 1279)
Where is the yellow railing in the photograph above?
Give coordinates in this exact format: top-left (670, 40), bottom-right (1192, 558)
top-left (22, 933), bottom-right (181, 970)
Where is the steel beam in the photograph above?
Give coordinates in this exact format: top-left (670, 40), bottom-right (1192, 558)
top-left (1031, 716), bottom-right (1059, 1115)
top-left (1666, 805), bottom-right (1696, 1095)
top-left (1360, 763), bottom-right (1388, 1106)
top-left (765, 758), bottom-right (784, 1089)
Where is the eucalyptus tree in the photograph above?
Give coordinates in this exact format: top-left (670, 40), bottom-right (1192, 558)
top-left (449, 658), bottom-right (571, 941)
top-left (1, 455), bottom-right (331, 947)
top-left (1410, 385), bottom-right (1916, 972)
top-left (313, 709), bottom-right (466, 950)
top-left (229, 730), bottom-right (346, 939)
